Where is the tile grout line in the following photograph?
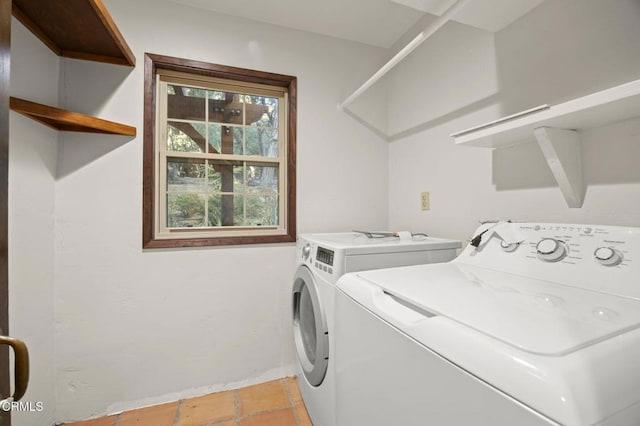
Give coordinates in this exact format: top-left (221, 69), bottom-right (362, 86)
top-left (173, 399), bottom-right (184, 426)
top-left (233, 389), bottom-right (240, 425)
top-left (283, 377), bottom-right (301, 426)
top-left (235, 379), bottom-right (298, 423)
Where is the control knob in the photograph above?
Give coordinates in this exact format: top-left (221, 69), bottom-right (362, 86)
top-left (302, 244), bottom-right (312, 261)
top-left (594, 247), bottom-right (623, 267)
top-left (500, 241), bottom-right (519, 252)
top-left (536, 238), bottom-right (568, 262)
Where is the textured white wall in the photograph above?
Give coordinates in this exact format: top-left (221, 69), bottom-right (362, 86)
top-left (388, 0), bottom-right (640, 242)
top-left (9, 19), bottom-right (59, 426)
top-left (53, 0), bottom-right (388, 422)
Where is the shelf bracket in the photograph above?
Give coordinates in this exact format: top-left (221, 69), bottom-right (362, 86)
top-left (533, 127), bottom-right (584, 208)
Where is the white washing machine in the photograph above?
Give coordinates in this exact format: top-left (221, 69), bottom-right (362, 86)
top-left (292, 232), bottom-right (461, 426)
top-left (335, 222), bottom-right (640, 426)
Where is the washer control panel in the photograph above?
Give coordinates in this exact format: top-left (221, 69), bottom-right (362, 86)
top-left (458, 223), bottom-right (640, 300)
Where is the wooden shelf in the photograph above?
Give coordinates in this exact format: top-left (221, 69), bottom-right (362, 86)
top-left (8, 1), bottom-right (136, 137)
top-left (10, 97), bottom-right (136, 136)
top-left (12, 0), bottom-right (135, 67)
top-left (450, 79), bottom-right (640, 208)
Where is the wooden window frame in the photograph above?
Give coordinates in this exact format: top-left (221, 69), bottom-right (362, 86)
top-left (143, 53), bottom-right (296, 248)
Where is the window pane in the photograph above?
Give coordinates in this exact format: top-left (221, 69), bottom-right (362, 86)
top-left (168, 122), bottom-right (205, 152)
top-left (208, 194), bottom-right (224, 226)
top-left (267, 97), bottom-right (278, 126)
top-left (208, 194), bottom-right (244, 227)
top-left (167, 158), bottom-right (206, 191)
top-left (207, 124), bottom-right (222, 154)
top-left (209, 92), bottom-right (243, 125)
top-left (167, 84), bottom-right (206, 121)
top-left (214, 126), bottom-right (243, 155)
top-left (246, 127), bottom-right (278, 157)
top-left (207, 90), bottom-right (227, 101)
top-left (167, 193), bottom-right (206, 228)
top-left (246, 195), bottom-right (279, 226)
top-left (247, 165), bottom-right (278, 192)
top-left (207, 163), bottom-right (221, 192)
top-left (208, 161), bottom-right (243, 192)
top-left (232, 194), bottom-right (245, 226)
top-left (233, 127), bottom-right (243, 155)
top-left (247, 96), bottom-right (278, 128)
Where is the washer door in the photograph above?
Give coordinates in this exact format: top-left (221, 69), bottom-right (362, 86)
top-left (292, 265), bottom-right (329, 386)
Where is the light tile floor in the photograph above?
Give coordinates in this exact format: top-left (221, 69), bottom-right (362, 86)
top-left (64, 377), bottom-right (312, 426)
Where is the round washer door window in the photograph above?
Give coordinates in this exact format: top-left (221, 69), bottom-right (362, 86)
top-left (292, 265), bottom-right (329, 386)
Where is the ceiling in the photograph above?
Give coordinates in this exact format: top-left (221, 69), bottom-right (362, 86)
top-left (390, 0), bottom-right (545, 33)
top-left (168, 0), bottom-right (545, 49)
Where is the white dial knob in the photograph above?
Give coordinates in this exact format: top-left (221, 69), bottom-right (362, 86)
top-left (302, 244), bottom-right (312, 261)
top-left (536, 238), bottom-right (568, 262)
top-left (594, 247), bottom-right (623, 267)
top-left (500, 241), bottom-right (519, 252)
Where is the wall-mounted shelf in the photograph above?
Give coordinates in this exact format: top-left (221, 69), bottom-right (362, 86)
top-left (10, 97), bottom-right (136, 136)
top-left (8, 0), bottom-right (136, 138)
top-left (451, 79), bottom-right (640, 147)
top-left (450, 79), bottom-right (640, 208)
top-left (12, 0), bottom-right (135, 67)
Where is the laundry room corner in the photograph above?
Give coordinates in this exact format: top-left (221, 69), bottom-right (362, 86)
top-left (386, 0), bottom-right (640, 242)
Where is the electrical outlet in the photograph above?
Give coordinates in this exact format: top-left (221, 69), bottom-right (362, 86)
top-left (421, 192), bottom-right (430, 211)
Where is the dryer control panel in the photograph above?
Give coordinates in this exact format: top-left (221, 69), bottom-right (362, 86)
top-left (297, 238), bottom-right (343, 283)
top-left (457, 223), bottom-right (640, 300)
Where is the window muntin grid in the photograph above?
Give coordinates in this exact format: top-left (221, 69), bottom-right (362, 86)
top-left (155, 72), bottom-right (287, 237)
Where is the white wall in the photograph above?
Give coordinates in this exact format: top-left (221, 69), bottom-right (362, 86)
top-left (9, 20), bottom-right (58, 426)
top-left (388, 0), bottom-right (640, 242)
top-left (53, 0), bottom-right (389, 422)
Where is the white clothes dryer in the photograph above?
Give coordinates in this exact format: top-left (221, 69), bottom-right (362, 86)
top-left (292, 232), bottom-right (461, 426)
top-left (335, 223), bottom-right (640, 426)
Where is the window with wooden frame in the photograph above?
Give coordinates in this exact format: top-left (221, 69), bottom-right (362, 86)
top-left (143, 54), bottom-right (296, 248)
